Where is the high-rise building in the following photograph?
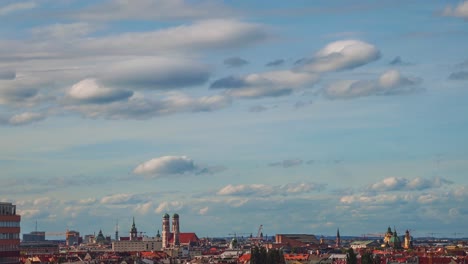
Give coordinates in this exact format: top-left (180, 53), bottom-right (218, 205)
top-left (0, 202), bottom-right (21, 264)
top-left (66, 230), bottom-right (81, 246)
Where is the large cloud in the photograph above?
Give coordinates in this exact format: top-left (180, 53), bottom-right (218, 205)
top-left (133, 156), bottom-right (197, 177)
top-left (67, 79), bottom-right (133, 104)
top-left (442, 1), bottom-right (468, 19)
top-left (78, 20), bottom-right (268, 56)
top-left (298, 40), bottom-right (380, 72)
top-left (322, 69), bottom-right (421, 99)
top-left (210, 70), bottom-right (318, 98)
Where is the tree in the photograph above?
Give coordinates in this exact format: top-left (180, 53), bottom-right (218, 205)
top-left (361, 252), bottom-right (374, 264)
top-left (346, 248), bottom-right (357, 264)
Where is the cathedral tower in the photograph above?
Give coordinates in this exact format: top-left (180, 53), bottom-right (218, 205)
top-left (172, 213), bottom-right (180, 247)
top-left (162, 213), bottom-right (170, 248)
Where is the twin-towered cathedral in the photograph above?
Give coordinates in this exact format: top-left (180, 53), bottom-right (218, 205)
top-left (127, 213), bottom-right (198, 248)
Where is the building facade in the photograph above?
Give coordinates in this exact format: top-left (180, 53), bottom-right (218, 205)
top-left (0, 202), bottom-right (21, 264)
top-left (112, 237), bottom-right (162, 252)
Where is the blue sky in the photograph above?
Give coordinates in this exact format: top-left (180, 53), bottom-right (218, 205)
top-left (1, 0), bottom-right (468, 240)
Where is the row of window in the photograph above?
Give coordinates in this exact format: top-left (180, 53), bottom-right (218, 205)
top-left (0, 222), bottom-right (20, 228)
top-left (0, 233), bottom-right (19, 239)
top-left (0, 257), bottom-right (19, 264)
top-left (0, 245), bottom-right (19, 251)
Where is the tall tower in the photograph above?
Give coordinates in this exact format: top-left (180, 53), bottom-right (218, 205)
top-left (162, 213), bottom-right (170, 248)
top-left (115, 220), bottom-right (119, 241)
top-left (0, 202), bottom-right (20, 264)
top-left (130, 217), bottom-right (138, 241)
top-left (335, 228), bottom-right (341, 248)
top-left (172, 213), bottom-right (180, 247)
top-left (404, 230), bottom-right (412, 249)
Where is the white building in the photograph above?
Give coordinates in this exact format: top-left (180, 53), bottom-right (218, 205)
top-left (112, 237), bottom-right (162, 252)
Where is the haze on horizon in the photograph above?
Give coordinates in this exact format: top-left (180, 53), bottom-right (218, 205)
top-left (1, 0), bottom-right (468, 239)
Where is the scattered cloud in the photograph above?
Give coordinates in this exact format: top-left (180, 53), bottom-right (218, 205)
top-left (31, 23), bottom-right (96, 40)
top-left (368, 177), bottom-right (453, 192)
top-left (389, 56), bottom-right (411, 66)
top-left (75, 0), bottom-right (236, 21)
top-left (217, 184), bottom-right (274, 196)
top-left (100, 193), bottom-right (145, 205)
top-left (224, 57), bottom-right (249, 67)
top-left (7, 112), bottom-right (46, 126)
top-left (64, 92), bottom-right (231, 120)
top-left (210, 70), bottom-right (318, 98)
top-left (322, 69), bottom-right (421, 99)
top-left (155, 201), bottom-right (184, 214)
top-left (298, 40), bottom-right (380, 72)
top-left (198, 206), bottom-right (209, 215)
top-left (269, 159), bottom-right (303, 168)
top-left (448, 71), bottom-right (468, 80)
top-left (442, 1), bottom-right (468, 19)
top-left (134, 202), bottom-right (153, 215)
top-left (217, 182), bottom-right (325, 197)
top-left (0, 1), bottom-right (36, 16)
top-left (265, 59), bottom-right (285, 67)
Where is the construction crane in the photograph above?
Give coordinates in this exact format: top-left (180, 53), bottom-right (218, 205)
top-left (363, 233), bottom-right (385, 238)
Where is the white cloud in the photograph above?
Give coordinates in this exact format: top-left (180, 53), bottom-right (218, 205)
top-left (299, 40), bottom-right (380, 72)
top-left (101, 194), bottom-right (135, 204)
top-left (0, 1), bottom-right (36, 16)
top-left (198, 206), bottom-right (209, 215)
top-left (155, 201), bottom-right (184, 213)
top-left (369, 177), bottom-right (452, 192)
top-left (217, 182), bottom-right (325, 197)
top-left (133, 156), bottom-right (196, 176)
top-left (79, 20), bottom-right (268, 55)
top-left (31, 23), bottom-right (95, 40)
top-left (323, 69), bottom-right (421, 99)
top-left (7, 112), bottom-right (45, 126)
top-left (78, 198), bottom-right (97, 205)
top-left (443, 1), bottom-right (468, 19)
top-left (67, 78), bottom-right (133, 104)
top-left (340, 193), bottom-right (400, 205)
top-left (134, 202), bottom-right (153, 215)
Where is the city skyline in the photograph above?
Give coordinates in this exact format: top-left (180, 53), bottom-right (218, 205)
top-left (1, 0), bottom-right (468, 238)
